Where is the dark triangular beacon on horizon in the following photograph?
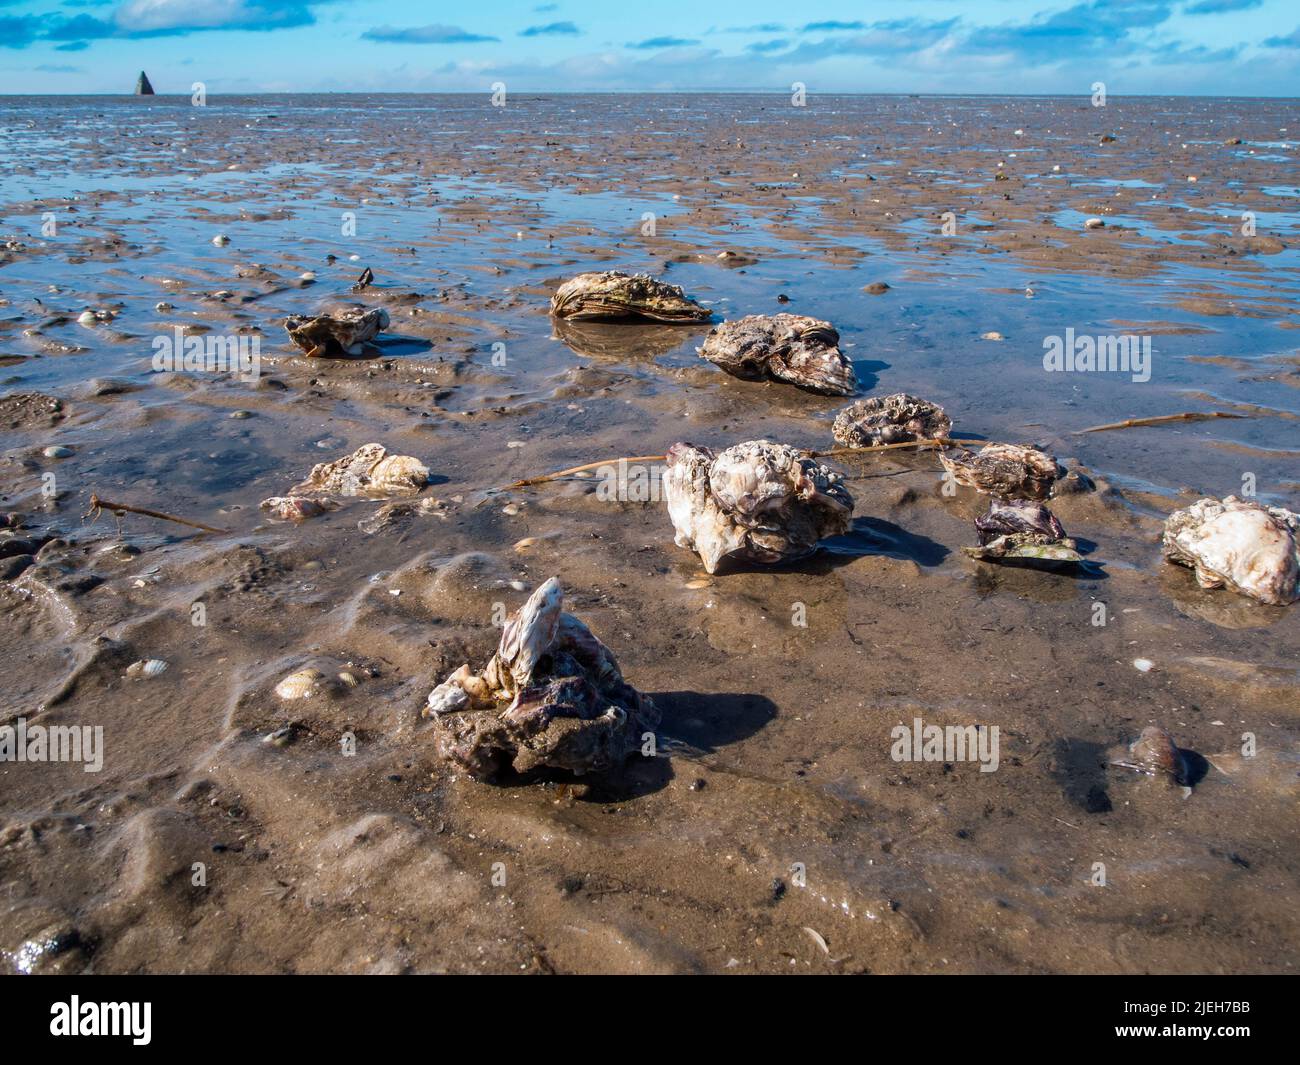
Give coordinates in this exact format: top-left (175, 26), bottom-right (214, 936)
top-left (135, 71), bottom-right (155, 96)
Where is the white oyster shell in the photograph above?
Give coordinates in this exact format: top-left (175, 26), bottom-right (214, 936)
top-left (1162, 495), bottom-right (1299, 606)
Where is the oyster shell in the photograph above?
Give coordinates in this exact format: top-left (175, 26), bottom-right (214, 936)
top-left (259, 496), bottom-right (334, 521)
top-left (1162, 495), bottom-right (1299, 605)
top-left (698, 314), bottom-right (857, 396)
top-left (425, 578), bottom-right (657, 780)
top-left (549, 271), bottom-right (709, 323)
top-left (939, 443), bottom-right (1059, 500)
top-left (832, 392), bottom-right (951, 447)
top-left (1113, 726), bottom-right (1189, 785)
top-left (662, 440), bottom-right (854, 574)
top-left (284, 306), bottom-right (389, 357)
top-left (963, 498), bottom-right (1082, 565)
top-left (290, 444), bottom-right (429, 497)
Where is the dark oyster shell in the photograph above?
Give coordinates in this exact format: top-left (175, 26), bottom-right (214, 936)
top-left (426, 579), bottom-right (657, 780)
top-left (284, 306), bottom-right (388, 357)
top-left (698, 314), bottom-right (857, 396)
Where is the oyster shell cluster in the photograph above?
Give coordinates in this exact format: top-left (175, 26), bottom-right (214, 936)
top-left (698, 314), bottom-right (858, 396)
top-left (549, 271), bottom-right (709, 323)
top-left (284, 306), bottom-right (389, 357)
top-left (663, 440), bottom-right (854, 574)
top-left (832, 392), bottom-right (951, 447)
top-left (964, 498), bottom-right (1082, 564)
top-left (1162, 495), bottom-right (1300, 605)
top-left (425, 578), bottom-right (658, 779)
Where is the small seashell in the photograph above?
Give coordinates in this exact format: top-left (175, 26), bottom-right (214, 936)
top-left (685, 579), bottom-right (712, 589)
top-left (262, 726), bottom-right (296, 747)
top-left (274, 668), bottom-right (326, 700)
top-left (300, 271), bottom-right (316, 282)
top-left (42, 445), bottom-right (73, 459)
top-left (502, 503), bottom-right (521, 516)
top-left (506, 440), bottom-right (527, 449)
top-left (76, 310), bottom-right (98, 327)
top-left (126, 658), bottom-right (168, 678)
top-left (1133, 658), bottom-right (1154, 672)
top-left (1129, 726), bottom-right (1188, 784)
top-left (1084, 217), bottom-right (1105, 229)
top-left (514, 537), bottom-right (539, 551)
top-left (337, 671), bottom-right (359, 687)
top-left (212, 234), bottom-right (230, 246)
top-left (155, 301), bottom-right (173, 312)
top-left (981, 331), bottom-right (1003, 341)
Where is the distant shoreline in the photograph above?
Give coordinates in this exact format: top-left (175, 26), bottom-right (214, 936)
top-left (3, 90), bottom-right (1299, 100)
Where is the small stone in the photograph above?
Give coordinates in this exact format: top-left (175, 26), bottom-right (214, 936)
top-left (1084, 217), bottom-right (1105, 230)
top-left (212, 234), bottom-right (230, 246)
top-left (42, 445), bottom-right (73, 458)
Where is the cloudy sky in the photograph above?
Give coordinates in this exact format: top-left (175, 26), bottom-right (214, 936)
top-left (2, 0), bottom-right (1298, 95)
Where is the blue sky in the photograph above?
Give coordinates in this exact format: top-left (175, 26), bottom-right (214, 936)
top-left (2, 0), bottom-right (1298, 94)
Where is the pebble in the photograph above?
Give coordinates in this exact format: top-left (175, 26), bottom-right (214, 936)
top-left (262, 726), bottom-right (296, 747)
top-left (42, 445), bottom-right (73, 458)
top-left (229, 410), bottom-right (252, 419)
top-left (212, 235), bottom-right (230, 246)
top-left (1084, 217), bottom-right (1105, 229)
top-left (981, 331), bottom-right (1004, 341)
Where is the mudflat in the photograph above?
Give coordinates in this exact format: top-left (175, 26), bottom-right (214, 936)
top-left (0, 93), bottom-right (1297, 974)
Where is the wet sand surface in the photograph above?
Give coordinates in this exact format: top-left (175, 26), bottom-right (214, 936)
top-left (1, 94), bottom-right (1297, 974)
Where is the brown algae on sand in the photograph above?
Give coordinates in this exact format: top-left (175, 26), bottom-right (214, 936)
top-left (425, 577), bottom-right (658, 779)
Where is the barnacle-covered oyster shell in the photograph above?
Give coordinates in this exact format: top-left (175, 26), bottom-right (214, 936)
top-left (963, 498), bottom-right (1082, 565)
top-left (698, 314), bottom-right (857, 396)
top-left (290, 444), bottom-right (429, 497)
top-left (284, 306), bottom-right (389, 357)
top-left (939, 443), bottom-right (1060, 500)
top-left (1162, 495), bottom-right (1299, 605)
top-left (549, 271), bottom-right (709, 323)
top-left (832, 392), bottom-right (951, 447)
top-left (662, 440), bottom-right (854, 574)
top-left (424, 578), bottom-right (657, 779)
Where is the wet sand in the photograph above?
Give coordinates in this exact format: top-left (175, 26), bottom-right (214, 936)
top-left (1, 94), bottom-right (1297, 974)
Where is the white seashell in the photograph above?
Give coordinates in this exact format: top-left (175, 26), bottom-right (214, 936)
top-left (127, 658), bottom-right (168, 678)
top-left (1133, 658), bottom-right (1154, 673)
top-left (1163, 496), bottom-right (1299, 605)
top-left (1084, 217), bottom-right (1105, 229)
top-left (513, 537), bottom-right (539, 551)
top-left (212, 234), bottom-right (230, 246)
top-left (275, 668), bottom-right (326, 700)
top-left (426, 678), bottom-right (470, 717)
top-left (981, 331), bottom-right (1003, 341)
top-left (42, 445), bottom-right (73, 458)
top-left (337, 671), bottom-right (359, 687)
